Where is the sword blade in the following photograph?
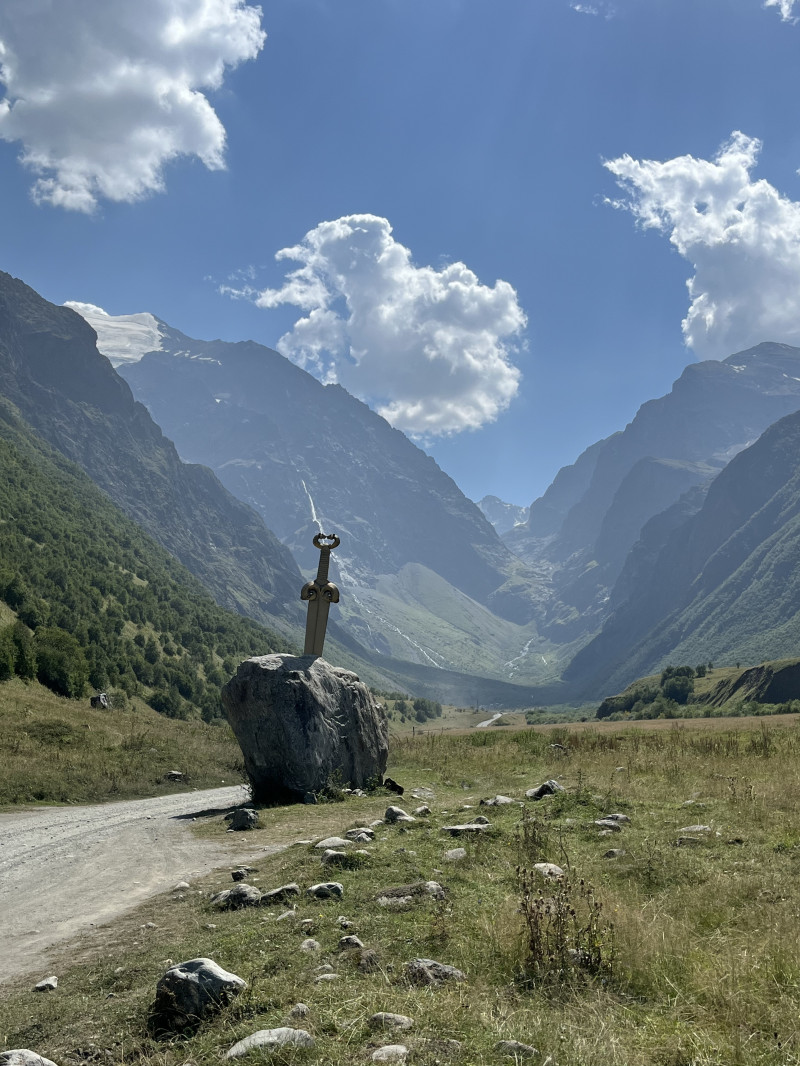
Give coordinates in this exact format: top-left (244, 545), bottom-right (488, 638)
top-left (304, 595), bottom-right (331, 656)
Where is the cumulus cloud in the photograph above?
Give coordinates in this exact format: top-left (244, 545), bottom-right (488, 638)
top-left (604, 132), bottom-right (800, 359)
top-left (764, 0), bottom-right (798, 22)
top-left (226, 214), bottom-right (526, 436)
top-left (0, 0), bottom-right (265, 212)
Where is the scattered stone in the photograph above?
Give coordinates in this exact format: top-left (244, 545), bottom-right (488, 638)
top-left (383, 777), bottom-right (404, 795)
top-left (441, 823), bottom-right (490, 836)
top-left (346, 827), bottom-right (375, 842)
top-left (228, 808), bottom-right (259, 832)
top-left (602, 849), bottom-right (626, 859)
top-left (0, 1053), bottom-right (59, 1066)
top-left (594, 819), bottom-right (622, 832)
top-left (675, 836), bottom-right (704, 847)
top-left (210, 883), bottom-right (262, 910)
top-left (351, 788), bottom-right (367, 797)
top-left (300, 938), bottom-right (321, 953)
top-left (260, 883), bottom-right (301, 905)
top-left (288, 1003), bottom-right (309, 1019)
top-left (370, 819), bottom-right (385, 828)
top-left (275, 910), bottom-right (297, 922)
top-left (444, 848), bottom-right (467, 862)
top-left (525, 780), bottom-right (564, 801)
top-left (226, 1028), bottom-right (314, 1059)
top-left (603, 813), bottom-right (631, 824)
top-left (301, 919), bottom-right (315, 931)
top-left (222, 655), bottom-right (389, 803)
top-left (385, 806), bottom-right (415, 824)
top-left (231, 868), bottom-right (255, 882)
top-left (496, 1040), bottom-right (539, 1058)
top-left (679, 825), bottom-right (712, 833)
top-left (315, 836), bottom-right (352, 849)
top-left (150, 958), bottom-right (246, 1032)
top-left (338, 915), bottom-right (354, 928)
top-left (533, 862), bottom-right (564, 879)
top-left (165, 770), bottom-right (183, 782)
top-left (369, 1013), bottom-right (414, 1031)
top-left (358, 949), bottom-right (381, 973)
top-left (480, 795), bottom-right (514, 806)
top-left (410, 786), bottom-right (435, 800)
top-left (314, 973), bottom-right (339, 983)
top-left (413, 805), bottom-right (431, 816)
top-left (338, 935), bottom-right (364, 951)
top-left (404, 958), bottom-right (466, 985)
top-left (321, 849), bottom-right (350, 866)
top-left (173, 880), bottom-right (191, 891)
top-left (549, 743), bottom-right (567, 752)
top-left (33, 977), bottom-right (57, 992)
top-left (307, 882), bottom-right (344, 900)
top-left (375, 882), bottom-right (444, 907)
top-left (473, 814), bottom-right (490, 825)
top-left (313, 964), bottom-right (334, 974)
top-left (372, 1046), bottom-right (408, 1062)
top-left (727, 837), bottom-right (745, 846)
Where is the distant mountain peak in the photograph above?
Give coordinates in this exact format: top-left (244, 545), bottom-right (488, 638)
top-left (64, 302), bottom-right (164, 366)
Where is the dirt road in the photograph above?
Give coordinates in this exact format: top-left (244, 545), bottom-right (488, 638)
top-left (0, 786), bottom-right (275, 985)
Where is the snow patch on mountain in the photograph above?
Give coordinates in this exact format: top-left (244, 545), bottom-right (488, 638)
top-left (65, 302), bottom-right (163, 366)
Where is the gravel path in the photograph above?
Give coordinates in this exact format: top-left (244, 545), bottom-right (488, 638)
top-left (0, 785), bottom-right (274, 984)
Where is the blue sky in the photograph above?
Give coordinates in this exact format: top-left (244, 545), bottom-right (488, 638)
top-left (2, 0), bottom-right (800, 507)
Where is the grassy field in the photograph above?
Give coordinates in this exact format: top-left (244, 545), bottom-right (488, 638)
top-left (0, 679), bottom-right (245, 806)
top-left (4, 716), bottom-right (800, 1065)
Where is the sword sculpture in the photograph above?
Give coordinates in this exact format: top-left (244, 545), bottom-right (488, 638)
top-left (300, 533), bottom-right (340, 656)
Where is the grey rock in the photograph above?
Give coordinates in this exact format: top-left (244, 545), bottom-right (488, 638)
top-left (300, 938), bottom-right (321, 953)
top-left (445, 848), bottom-right (467, 861)
top-left (369, 1013), bottom-right (414, 1031)
top-left (275, 909), bottom-right (297, 922)
top-left (358, 948), bottom-right (381, 972)
top-left (338, 915), bottom-right (354, 928)
top-left (413, 805), bottom-right (432, 816)
top-left (321, 849), bottom-right (350, 866)
top-left (150, 958), bottom-right (246, 1032)
top-left (594, 819), bottom-right (622, 832)
top-left (288, 1003), bottom-right (309, 1019)
top-left (473, 814), bottom-right (490, 825)
top-left (676, 836), bottom-right (704, 847)
top-left (679, 824), bottom-right (712, 833)
top-left (525, 780), bottom-right (565, 801)
top-left (226, 1028), bottom-right (314, 1059)
top-left (480, 795), bottom-right (514, 806)
top-left (385, 806), bottom-right (415, 824)
top-left (231, 868), bottom-right (252, 882)
top-left (307, 882), bottom-right (344, 899)
top-left (441, 823), bottom-right (490, 836)
top-left (410, 787), bottom-right (435, 799)
top-left (372, 1047), bottom-right (408, 1062)
top-left (314, 972), bottom-right (339, 983)
top-left (222, 655), bottom-right (389, 802)
top-left (210, 883), bottom-right (262, 909)
top-left (533, 862), bottom-right (564, 879)
top-left (165, 770), bottom-right (183, 781)
top-left (260, 882), bottom-right (301, 905)
top-left (602, 849), bottom-right (626, 859)
top-left (315, 836), bottom-right (352, 849)
top-left (229, 808), bottom-right (259, 831)
top-left (33, 976), bottom-right (57, 992)
top-left (338, 934), bottom-right (364, 950)
top-left (0, 1054), bottom-right (59, 1066)
top-left (313, 964), bottom-right (334, 974)
top-left (496, 1040), bottom-right (539, 1058)
top-left (405, 958), bottom-right (466, 985)
top-left (173, 880), bottom-right (191, 891)
top-left (346, 827), bottom-right (375, 840)
top-left (603, 812), bottom-right (631, 823)
top-left (375, 882), bottom-right (444, 907)
top-left (346, 831), bottom-right (373, 843)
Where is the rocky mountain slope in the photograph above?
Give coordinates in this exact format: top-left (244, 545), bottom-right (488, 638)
top-left (0, 271), bottom-right (303, 634)
top-left (565, 408), bottom-right (800, 695)
top-left (506, 343), bottom-right (800, 644)
top-left (72, 312), bottom-right (554, 683)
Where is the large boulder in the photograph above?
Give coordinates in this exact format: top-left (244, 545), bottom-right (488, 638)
top-left (222, 654), bottom-right (389, 803)
top-left (149, 958), bottom-right (246, 1032)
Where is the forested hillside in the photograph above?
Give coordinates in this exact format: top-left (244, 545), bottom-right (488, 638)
top-left (0, 397), bottom-right (291, 718)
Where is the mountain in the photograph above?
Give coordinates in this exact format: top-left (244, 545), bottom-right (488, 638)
top-left (71, 309), bottom-right (557, 685)
top-left (565, 407), bottom-right (800, 695)
top-left (0, 272), bottom-right (303, 635)
top-left (505, 343), bottom-right (800, 644)
top-left (478, 495), bottom-right (528, 536)
top-left (0, 393), bottom-right (288, 716)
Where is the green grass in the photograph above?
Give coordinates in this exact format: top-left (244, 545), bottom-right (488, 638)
top-left (0, 678), bottom-right (246, 805)
top-left (5, 718), bottom-right (800, 1064)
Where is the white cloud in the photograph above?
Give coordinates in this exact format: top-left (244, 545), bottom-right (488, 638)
top-left (226, 214), bottom-right (526, 436)
top-left (0, 0), bottom-right (265, 212)
top-left (604, 132), bottom-right (800, 359)
top-left (764, 0), bottom-right (798, 23)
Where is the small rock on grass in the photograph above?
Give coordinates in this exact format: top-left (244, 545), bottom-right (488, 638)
top-left (496, 1039), bottom-right (539, 1058)
top-left (525, 780), bottom-right (564, 801)
top-left (300, 938), bottom-right (321, 953)
top-left (150, 958), bottom-right (246, 1033)
top-left (413, 805), bottom-right (431, 816)
top-left (288, 1003), bottom-right (309, 1019)
top-left (228, 808), bottom-right (259, 831)
top-left (372, 1046), bottom-right (408, 1062)
top-left (404, 958), bottom-right (466, 985)
top-left (315, 836), bottom-right (352, 849)
top-left (679, 824), bottom-right (712, 833)
top-left (314, 973), bottom-right (339, 983)
top-left (594, 819), bottom-right (623, 832)
top-left (480, 795), bottom-right (514, 807)
top-left (346, 827), bottom-right (375, 840)
top-left (261, 883), bottom-right (300, 905)
top-left (173, 880), bottom-right (191, 891)
top-left (0, 1054), bottom-right (60, 1066)
top-left (445, 848), bottom-right (467, 862)
top-left (385, 806), bottom-right (415, 824)
top-left (33, 977), bottom-right (57, 992)
top-left (210, 884), bottom-right (262, 909)
top-left (369, 1013), bottom-right (414, 1031)
top-left (603, 812), bottom-right (631, 823)
top-left (602, 849), bottom-right (625, 859)
top-left (441, 823), bottom-right (490, 836)
top-left (306, 882), bottom-right (344, 899)
top-left (339, 935), bottom-right (364, 950)
top-left (226, 1028), bottom-right (314, 1059)
top-left (533, 863), bottom-right (564, 879)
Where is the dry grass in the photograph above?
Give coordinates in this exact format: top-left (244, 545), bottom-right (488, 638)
top-left (4, 718), bottom-right (800, 1064)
